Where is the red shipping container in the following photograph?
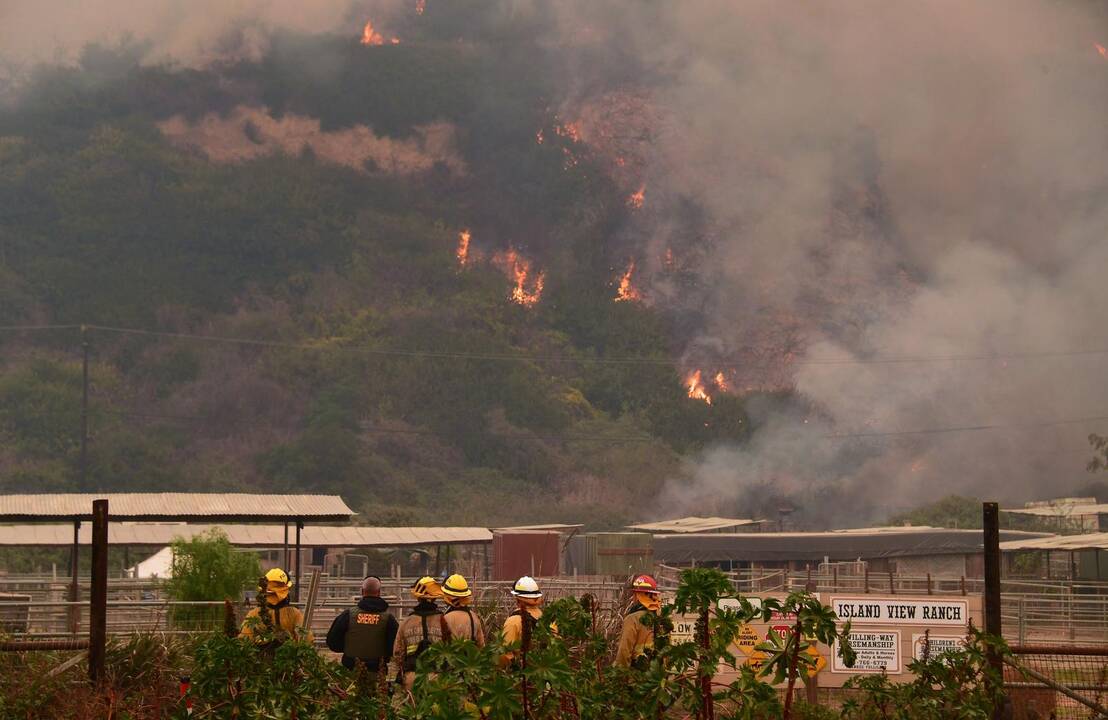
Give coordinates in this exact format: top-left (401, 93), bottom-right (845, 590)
top-left (493, 532), bottom-right (561, 580)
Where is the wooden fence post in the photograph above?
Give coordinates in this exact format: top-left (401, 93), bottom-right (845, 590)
top-left (88, 499), bottom-right (108, 682)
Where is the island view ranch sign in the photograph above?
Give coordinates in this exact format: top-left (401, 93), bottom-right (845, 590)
top-left (698, 594), bottom-right (979, 688)
top-left (830, 598), bottom-right (968, 626)
top-left (827, 596), bottom-right (977, 680)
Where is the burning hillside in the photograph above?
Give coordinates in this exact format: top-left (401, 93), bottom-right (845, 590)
top-left (613, 261), bottom-right (642, 302)
top-left (158, 106), bottom-right (465, 175)
top-left (493, 249), bottom-right (545, 307)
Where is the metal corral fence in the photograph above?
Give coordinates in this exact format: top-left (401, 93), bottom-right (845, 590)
top-left (1005, 645), bottom-right (1108, 720)
top-left (655, 566), bottom-right (1108, 646)
top-left (6, 570), bottom-right (1108, 647)
top-left (0, 575), bottom-right (633, 643)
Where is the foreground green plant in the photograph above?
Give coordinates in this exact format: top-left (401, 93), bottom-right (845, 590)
top-left (840, 629), bottom-right (1006, 720)
top-left (3, 571), bottom-right (1008, 720)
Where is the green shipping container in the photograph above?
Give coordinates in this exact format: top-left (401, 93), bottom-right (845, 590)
top-left (564, 534), bottom-right (597, 575)
top-left (592, 532), bottom-right (654, 577)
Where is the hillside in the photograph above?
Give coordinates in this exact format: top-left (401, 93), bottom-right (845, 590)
top-left (0, 15), bottom-right (773, 528)
top-left (5, 1), bottom-right (1107, 529)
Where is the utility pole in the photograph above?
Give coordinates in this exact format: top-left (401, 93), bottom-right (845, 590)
top-left (80, 326), bottom-right (89, 488)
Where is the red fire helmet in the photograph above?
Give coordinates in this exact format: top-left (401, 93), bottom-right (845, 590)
top-left (631, 574), bottom-right (660, 595)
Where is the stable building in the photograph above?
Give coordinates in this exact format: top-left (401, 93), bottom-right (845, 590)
top-left (653, 526), bottom-right (1050, 577)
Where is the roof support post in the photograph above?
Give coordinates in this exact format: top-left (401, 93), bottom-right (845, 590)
top-left (294, 520), bottom-right (303, 603)
top-left (70, 519), bottom-right (80, 636)
top-left (283, 521), bottom-right (289, 571)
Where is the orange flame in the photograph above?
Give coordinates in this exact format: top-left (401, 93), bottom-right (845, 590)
top-left (1097, 43), bottom-right (1108, 60)
top-left (493, 249), bottom-right (545, 307)
top-left (390, 37), bottom-right (401, 45)
top-left (686, 370), bottom-right (712, 405)
top-left (554, 120), bottom-right (582, 143)
top-left (361, 20), bottom-right (385, 45)
top-left (627, 184), bottom-right (646, 209)
top-left (714, 372), bottom-right (729, 393)
top-left (456, 229), bottom-right (471, 267)
top-left (614, 261), bottom-right (642, 302)
top-left (416, 0), bottom-right (426, 15)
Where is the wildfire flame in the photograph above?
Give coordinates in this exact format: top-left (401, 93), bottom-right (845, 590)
top-left (614, 261), bottom-right (642, 302)
top-left (361, 20), bottom-right (385, 46)
top-left (456, 229), bottom-right (471, 267)
top-left (663, 248), bottom-right (675, 269)
top-left (714, 372), bottom-right (729, 393)
top-left (416, 0), bottom-right (426, 15)
top-left (1097, 43), bottom-right (1108, 60)
top-left (493, 249), bottom-right (545, 307)
top-left (536, 129), bottom-right (544, 145)
top-left (554, 120), bottom-right (582, 143)
top-left (686, 370), bottom-right (712, 405)
top-left (627, 184), bottom-right (646, 209)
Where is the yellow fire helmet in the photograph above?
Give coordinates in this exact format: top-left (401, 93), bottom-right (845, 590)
top-left (265, 567), bottom-right (292, 588)
top-left (441, 573), bottom-right (472, 599)
top-left (411, 575), bottom-right (443, 600)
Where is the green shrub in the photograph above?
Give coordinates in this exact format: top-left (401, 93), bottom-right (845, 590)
top-left (166, 529), bottom-right (260, 630)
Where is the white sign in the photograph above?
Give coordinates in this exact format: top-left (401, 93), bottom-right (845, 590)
top-left (718, 596), bottom-right (797, 621)
top-left (911, 633), bottom-right (966, 661)
top-left (671, 614), bottom-right (698, 644)
top-left (833, 630), bottom-right (900, 673)
top-left (830, 597), bottom-right (968, 626)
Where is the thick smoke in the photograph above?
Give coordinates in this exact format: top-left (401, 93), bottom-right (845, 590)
top-left (0, 0), bottom-right (401, 66)
top-left (541, 0), bottom-right (1108, 520)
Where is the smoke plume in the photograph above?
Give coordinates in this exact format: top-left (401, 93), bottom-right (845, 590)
top-left (541, 0), bottom-right (1108, 520)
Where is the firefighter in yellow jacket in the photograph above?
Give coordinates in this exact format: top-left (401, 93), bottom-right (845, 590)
top-left (240, 568), bottom-right (312, 642)
top-left (499, 575), bottom-right (543, 668)
top-left (392, 576), bottom-right (445, 691)
top-left (440, 574), bottom-right (486, 646)
top-left (614, 574), bottom-right (663, 667)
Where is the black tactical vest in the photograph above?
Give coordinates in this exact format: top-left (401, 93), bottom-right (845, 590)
top-left (344, 605), bottom-right (392, 663)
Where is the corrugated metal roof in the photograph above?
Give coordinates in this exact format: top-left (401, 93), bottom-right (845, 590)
top-left (0, 494), bottom-right (355, 521)
top-left (1003, 504), bottom-right (1108, 518)
top-left (493, 524), bottom-right (584, 532)
top-left (628, 516), bottom-right (766, 533)
top-left (999, 533), bottom-right (1108, 551)
top-left (0, 523), bottom-right (491, 547)
top-left (654, 529), bottom-right (1051, 563)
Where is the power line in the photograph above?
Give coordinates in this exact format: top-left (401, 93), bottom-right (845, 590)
top-left (101, 406), bottom-right (1108, 445)
top-left (0, 324), bottom-right (82, 332)
top-left (823, 414), bottom-right (1108, 440)
top-left (48, 323), bottom-right (1108, 369)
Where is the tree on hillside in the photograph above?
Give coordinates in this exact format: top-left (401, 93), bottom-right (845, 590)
top-left (1089, 434), bottom-right (1108, 474)
top-left (887, 495), bottom-right (983, 529)
top-left (166, 529), bottom-right (260, 628)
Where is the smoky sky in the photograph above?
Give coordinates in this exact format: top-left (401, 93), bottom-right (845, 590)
top-left (3, 0), bottom-right (1108, 521)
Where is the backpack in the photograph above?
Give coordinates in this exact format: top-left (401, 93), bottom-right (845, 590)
top-left (443, 607), bottom-right (477, 642)
top-left (403, 611), bottom-right (441, 672)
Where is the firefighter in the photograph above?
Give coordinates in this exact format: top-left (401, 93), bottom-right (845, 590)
top-left (499, 575), bottom-right (543, 668)
top-left (440, 573), bottom-right (485, 646)
top-left (614, 574), bottom-right (664, 668)
top-left (240, 568), bottom-right (311, 641)
top-left (325, 575), bottom-right (399, 686)
top-left (392, 575), bottom-right (445, 691)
